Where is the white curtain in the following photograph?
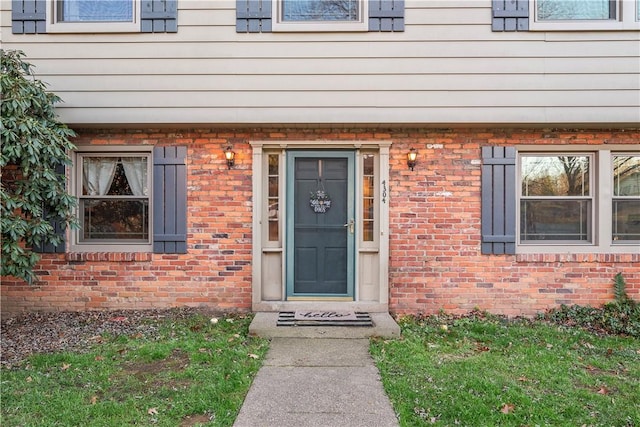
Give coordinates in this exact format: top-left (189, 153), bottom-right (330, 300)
top-left (121, 157), bottom-right (148, 196)
top-left (83, 157), bottom-right (117, 196)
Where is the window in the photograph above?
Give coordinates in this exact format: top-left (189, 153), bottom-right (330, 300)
top-left (362, 153), bottom-right (375, 242)
top-left (537, 0), bottom-right (615, 20)
top-left (272, 0), bottom-right (368, 31)
top-left (74, 148), bottom-right (152, 251)
top-left (613, 154), bottom-right (640, 241)
top-left (58, 0), bottom-right (133, 22)
top-left (520, 155), bottom-right (592, 243)
top-left (47, 0), bottom-right (140, 33)
top-left (515, 149), bottom-right (640, 253)
top-left (529, 0), bottom-right (640, 30)
top-left (268, 153), bottom-right (280, 242)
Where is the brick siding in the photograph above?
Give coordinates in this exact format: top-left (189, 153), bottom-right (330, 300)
top-left (2, 128), bottom-right (638, 317)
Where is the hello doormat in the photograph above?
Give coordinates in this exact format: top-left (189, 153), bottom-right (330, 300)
top-left (277, 311), bottom-right (373, 327)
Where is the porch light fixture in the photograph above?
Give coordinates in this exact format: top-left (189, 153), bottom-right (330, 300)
top-left (407, 148), bottom-right (417, 171)
top-left (224, 146), bottom-right (235, 169)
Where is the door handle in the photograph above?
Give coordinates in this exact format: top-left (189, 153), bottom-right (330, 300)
top-left (344, 218), bottom-right (355, 234)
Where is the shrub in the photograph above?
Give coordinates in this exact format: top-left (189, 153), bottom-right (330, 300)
top-left (542, 273), bottom-right (639, 337)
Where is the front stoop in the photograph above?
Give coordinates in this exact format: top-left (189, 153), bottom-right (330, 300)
top-left (248, 312), bottom-right (401, 339)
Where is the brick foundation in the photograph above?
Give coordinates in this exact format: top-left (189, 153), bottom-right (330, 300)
top-left (2, 128), bottom-right (638, 317)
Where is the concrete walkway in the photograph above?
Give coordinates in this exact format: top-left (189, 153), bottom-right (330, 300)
top-left (233, 337), bottom-right (399, 427)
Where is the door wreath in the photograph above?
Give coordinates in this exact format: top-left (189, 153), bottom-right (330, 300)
top-left (310, 189), bottom-right (331, 213)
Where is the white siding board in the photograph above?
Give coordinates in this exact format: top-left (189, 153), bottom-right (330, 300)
top-left (17, 41), bottom-right (640, 59)
top-left (42, 74), bottom-right (639, 92)
top-left (24, 57), bottom-right (640, 75)
top-left (58, 90), bottom-right (639, 108)
top-left (56, 107), bottom-right (640, 126)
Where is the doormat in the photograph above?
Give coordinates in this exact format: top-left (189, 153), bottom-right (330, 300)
top-left (277, 311), bottom-right (373, 327)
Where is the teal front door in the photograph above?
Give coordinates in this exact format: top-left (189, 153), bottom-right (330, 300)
top-left (286, 151), bottom-right (355, 299)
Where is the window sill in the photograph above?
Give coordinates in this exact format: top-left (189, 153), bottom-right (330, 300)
top-left (528, 21), bottom-right (640, 31)
top-left (66, 252), bottom-right (153, 262)
top-left (517, 244), bottom-right (640, 255)
top-left (46, 22), bottom-right (140, 33)
top-left (516, 253), bottom-right (640, 263)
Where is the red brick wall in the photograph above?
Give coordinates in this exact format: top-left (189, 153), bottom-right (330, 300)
top-left (2, 128), bottom-right (638, 317)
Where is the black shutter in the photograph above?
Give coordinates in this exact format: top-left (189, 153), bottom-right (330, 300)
top-left (141, 0), bottom-right (178, 33)
top-left (369, 0), bottom-right (404, 32)
top-left (481, 147), bottom-right (516, 255)
top-left (12, 0), bottom-right (46, 34)
top-left (492, 0), bottom-right (529, 32)
top-left (153, 146), bottom-right (187, 254)
top-left (34, 163), bottom-right (66, 253)
top-left (236, 0), bottom-right (272, 33)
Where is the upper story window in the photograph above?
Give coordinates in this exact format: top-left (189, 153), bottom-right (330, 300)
top-left (47, 0), bottom-right (140, 33)
top-left (58, 0), bottom-right (133, 22)
top-left (530, 0), bottom-right (640, 30)
top-left (272, 0), bottom-right (368, 32)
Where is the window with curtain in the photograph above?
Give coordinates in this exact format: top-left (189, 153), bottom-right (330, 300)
top-left (78, 154), bottom-right (150, 243)
top-left (58, 0), bottom-right (134, 22)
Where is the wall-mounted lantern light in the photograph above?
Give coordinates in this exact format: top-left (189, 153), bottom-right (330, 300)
top-left (224, 146), bottom-right (235, 169)
top-left (407, 148), bottom-right (417, 171)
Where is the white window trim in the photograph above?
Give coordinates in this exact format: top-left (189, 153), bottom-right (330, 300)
top-left (359, 150), bottom-right (380, 249)
top-left (529, 0), bottom-right (640, 31)
top-left (271, 0), bottom-right (368, 32)
top-left (519, 153), bottom-right (594, 245)
top-left (516, 145), bottom-right (640, 255)
top-left (71, 145), bottom-right (153, 253)
top-left (46, 0), bottom-right (141, 33)
top-left (262, 150), bottom-right (285, 248)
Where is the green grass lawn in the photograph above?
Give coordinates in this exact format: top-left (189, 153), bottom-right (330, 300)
top-left (371, 312), bottom-right (640, 426)
top-left (1, 313), bottom-right (268, 427)
top-left (3, 309), bottom-right (638, 427)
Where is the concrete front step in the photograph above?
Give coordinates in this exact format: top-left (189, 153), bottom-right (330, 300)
top-left (248, 312), bottom-right (401, 339)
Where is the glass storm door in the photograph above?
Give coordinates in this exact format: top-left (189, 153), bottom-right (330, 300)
top-left (286, 151), bottom-right (355, 299)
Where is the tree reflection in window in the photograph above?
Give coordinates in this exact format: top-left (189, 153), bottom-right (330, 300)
top-left (537, 0), bottom-right (613, 21)
top-left (282, 0), bottom-right (359, 21)
top-left (613, 155), bottom-right (640, 242)
top-left (520, 155), bottom-right (592, 242)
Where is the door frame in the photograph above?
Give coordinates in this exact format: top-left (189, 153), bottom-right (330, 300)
top-left (249, 140), bottom-right (392, 313)
top-left (285, 150), bottom-right (356, 300)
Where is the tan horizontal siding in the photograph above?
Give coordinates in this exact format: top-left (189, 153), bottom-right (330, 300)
top-left (55, 106), bottom-right (640, 126)
top-left (25, 57), bottom-right (640, 75)
top-left (42, 74), bottom-right (639, 92)
top-left (18, 40), bottom-right (640, 59)
top-left (58, 90), bottom-right (638, 108)
top-left (1, 1), bottom-right (639, 126)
